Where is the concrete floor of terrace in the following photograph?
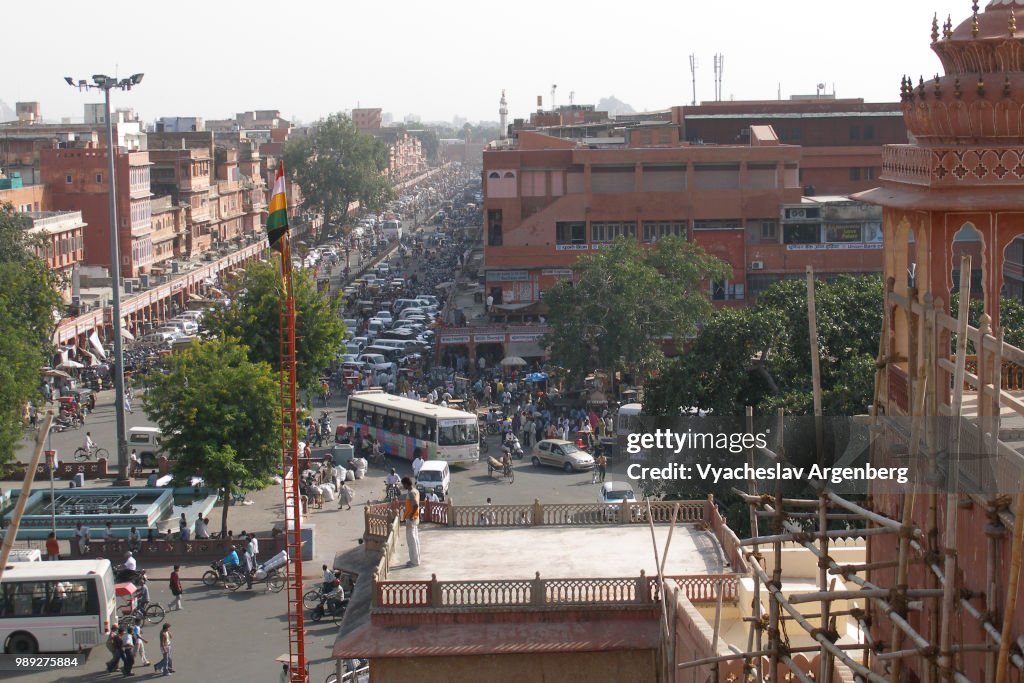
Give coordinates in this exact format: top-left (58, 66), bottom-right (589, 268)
top-left (386, 524), bottom-right (729, 581)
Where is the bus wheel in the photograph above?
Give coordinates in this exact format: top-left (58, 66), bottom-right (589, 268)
top-left (5, 632), bottom-right (38, 654)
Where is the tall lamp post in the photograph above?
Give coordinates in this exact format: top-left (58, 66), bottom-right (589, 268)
top-left (65, 73), bottom-right (144, 482)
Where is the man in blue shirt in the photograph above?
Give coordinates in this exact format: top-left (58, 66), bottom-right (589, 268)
top-left (221, 548), bottom-right (240, 578)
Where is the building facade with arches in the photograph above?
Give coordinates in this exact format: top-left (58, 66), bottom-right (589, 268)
top-left (854, 2), bottom-right (1024, 679)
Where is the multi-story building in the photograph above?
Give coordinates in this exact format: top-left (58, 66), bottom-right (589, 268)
top-left (155, 117), bottom-right (204, 133)
top-left (148, 195), bottom-right (185, 269)
top-left (24, 210), bottom-right (87, 300)
top-left (482, 127), bottom-right (883, 308)
top-left (0, 173), bottom-right (47, 212)
top-left (40, 143), bottom-right (153, 277)
top-left (351, 107), bottom-right (383, 131)
top-left (671, 99), bottom-right (907, 196)
top-left (147, 137), bottom-right (213, 260)
top-left (368, 127), bottom-right (428, 181)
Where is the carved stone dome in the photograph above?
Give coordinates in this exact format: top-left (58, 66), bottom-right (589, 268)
top-left (901, 1), bottom-right (1024, 143)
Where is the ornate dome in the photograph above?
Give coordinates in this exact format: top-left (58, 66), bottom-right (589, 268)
top-left (901, 1), bottom-right (1024, 143)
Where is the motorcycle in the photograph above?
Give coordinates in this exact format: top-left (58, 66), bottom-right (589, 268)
top-left (114, 564), bottom-right (147, 587)
top-left (201, 560), bottom-right (244, 591)
top-left (384, 483), bottom-right (400, 502)
top-left (503, 433), bottom-right (525, 460)
top-left (310, 587), bottom-right (349, 624)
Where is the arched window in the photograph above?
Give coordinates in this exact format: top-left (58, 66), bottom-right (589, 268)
top-left (488, 172), bottom-right (500, 179)
top-left (503, 171), bottom-right (515, 179)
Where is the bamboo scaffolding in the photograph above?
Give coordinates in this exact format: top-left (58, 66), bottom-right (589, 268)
top-left (767, 409), bottom-right (785, 681)
top-left (749, 561), bottom-right (890, 683)
top-left (939, 256), bottom-right (970, 681)
top-left (677, 642), bottom-right (871, 671)
top-left (743, 405), bottom-right (764, 683)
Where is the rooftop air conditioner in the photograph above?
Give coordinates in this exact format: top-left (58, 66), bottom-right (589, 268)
top-left (788, 208), bottom-right (807, 219)
top-left (750, 261), bottom-right (764, 271)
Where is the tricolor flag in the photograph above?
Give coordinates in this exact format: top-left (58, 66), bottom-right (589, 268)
top-left (267, 160), bottom-right (289, 248)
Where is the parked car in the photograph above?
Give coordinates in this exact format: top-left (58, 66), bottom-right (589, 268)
top-left (138, 332), bottom-right (176, 348)
top-left (531, 439), bottom-right (595, 472)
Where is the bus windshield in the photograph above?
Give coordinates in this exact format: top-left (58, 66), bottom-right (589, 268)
top-left (437, 421), bottom-right (478, 446)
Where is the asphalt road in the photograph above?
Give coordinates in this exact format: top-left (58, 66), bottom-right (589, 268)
top-left (4, 190), bottom-right (636, 681)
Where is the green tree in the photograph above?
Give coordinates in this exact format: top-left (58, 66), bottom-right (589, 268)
top-left (142, 338), bottom-right (279, 533)
top-left (646, 274), bottom-right (884, 418)
top-left (0, 203), bottom-right (62, 463)
top-left (543, 236), bottom-right (729, 385)
top-left (951, 292), bottom-right (1024, 350)
top-left (202, 259), bottom-right (346, 395)
top-left (283, 113), bottom-right (394, 238)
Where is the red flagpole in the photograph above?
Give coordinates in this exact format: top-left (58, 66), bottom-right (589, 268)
top-left (277, 171), bottom-right (307, 683)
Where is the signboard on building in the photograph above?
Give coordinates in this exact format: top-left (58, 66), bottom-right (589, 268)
top-left (509, 333), bottom-right (544, 342)
top-left (487, 270), bottom-right (530, 282)
top-left (785, 243), bottom-right (883, 252)
top-left (555, 244), bottom-right (589, 251)
top-left (473, 334), bottom-right (505, 343)
top-left (541, 268), bottom-right (573, 278)
top-left (439, 335), bottom-right (471, 345)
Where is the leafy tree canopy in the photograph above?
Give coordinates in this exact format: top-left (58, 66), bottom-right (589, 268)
top-left (141, 338), bottom-right (279, 533)
top-left (202, 259), bottom-right (346, 394)
top-left (543, 236), bottom-right (729, 385)
top-left (283, 113), bottom-right (394, 236)
top-left (646, 274), bottom-right (884, 418)
top-left (0, 203), bottom-right (62, 462)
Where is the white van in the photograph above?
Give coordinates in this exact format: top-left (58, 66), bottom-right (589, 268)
top-left (416, 460), bottom-right (450, 500)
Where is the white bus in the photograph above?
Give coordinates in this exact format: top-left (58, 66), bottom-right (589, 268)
top-left (346, 389), bottom-right (479, 466)
top-left (0, 559), bottom-right (117, 654)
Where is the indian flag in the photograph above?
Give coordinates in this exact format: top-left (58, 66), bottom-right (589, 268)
top-left (267, 160), bottom-right (289, 248)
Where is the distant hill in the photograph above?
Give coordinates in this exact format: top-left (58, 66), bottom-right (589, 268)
top-left (597, 96), bottom-right (635, 118)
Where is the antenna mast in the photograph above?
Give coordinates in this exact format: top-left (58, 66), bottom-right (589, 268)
top-left (713, 54), bottom-right (725, 101)
top-left (689, 54), bottom-right (698, 106)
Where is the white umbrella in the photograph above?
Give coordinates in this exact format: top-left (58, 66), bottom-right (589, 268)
top-left (58, 360), bottom-right (84, 369)
top-left (120, 327), bottom-right (136, 341)
top-left (41, 368), bottom-right (72, 379)
top-left (500, 356), bottom-right (527, 367)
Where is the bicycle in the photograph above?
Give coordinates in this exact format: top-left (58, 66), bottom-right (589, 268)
top-left (74, 444), bottom-right (109, 461)
top-left (265, 567), bottom-right (286, 593)
top-left (119, 602), bottom-right (166, 626)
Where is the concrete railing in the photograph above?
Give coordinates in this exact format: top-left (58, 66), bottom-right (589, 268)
top-left (69, 535), bottom-right (285, 564)
top-left (364, 499), bottom-right (709, 540)
top-left (373, 570), bottom-right (741, 610)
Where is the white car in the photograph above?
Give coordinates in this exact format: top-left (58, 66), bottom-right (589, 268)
top-left (597, 481), bottom-right (637, 505)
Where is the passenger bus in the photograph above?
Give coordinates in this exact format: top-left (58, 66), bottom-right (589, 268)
top-left (0, 559), bottom-right (117, 654)
top-left (346, 389), bottom-right (479, 466)
top-left (614, 403), bottom-right (646, 460)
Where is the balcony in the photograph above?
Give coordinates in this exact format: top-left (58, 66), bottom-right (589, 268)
top-left (881, 143), bottom-right (1024, 188)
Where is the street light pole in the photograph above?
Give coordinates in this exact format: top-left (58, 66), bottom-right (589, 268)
top-left (66, 73), bottom-right (144, 483)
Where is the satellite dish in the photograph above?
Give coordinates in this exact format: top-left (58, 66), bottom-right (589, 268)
top-left (817, 83), bottom-right (825, 90)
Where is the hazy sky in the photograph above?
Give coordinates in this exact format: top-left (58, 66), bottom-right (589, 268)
top-left (3, 0), bottom-right (965, 125)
